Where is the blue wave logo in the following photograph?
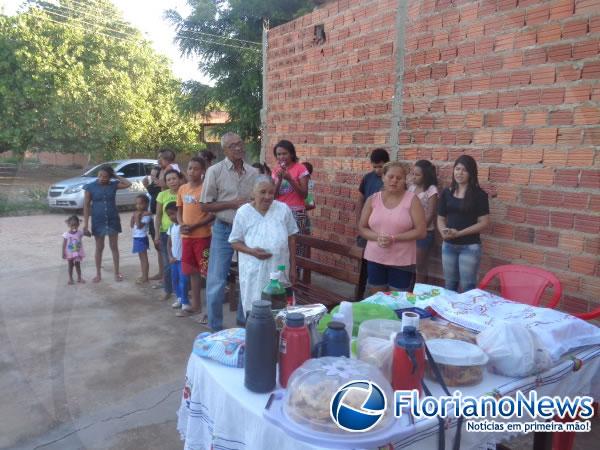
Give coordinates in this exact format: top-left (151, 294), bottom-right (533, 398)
top-left (330, 380), bottom-right (387, 432)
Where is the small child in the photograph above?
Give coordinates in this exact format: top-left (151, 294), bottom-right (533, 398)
top-left (131, 194), bottom-right (153, 284)
top-left (165, 202), bottom-right (192, 315)
top-left (62, 215), bottom-right (85, 285)
top-left (303, 161), bottom-right (315, 211)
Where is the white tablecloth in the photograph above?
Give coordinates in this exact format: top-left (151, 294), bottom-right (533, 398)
top-left (177, 346), bottom-right (600, 450)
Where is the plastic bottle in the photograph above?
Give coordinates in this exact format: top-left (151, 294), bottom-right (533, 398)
top-left (277, 264), bottom-right (295, 306)
top-left (245, 300), bottom-right (277, 393)
top-left (279, 312), bottom-right (311, 388)
top-left (305, 179), bottom-right (315, 207)
top-left (261, 272), bottom-right (287, 310)
top-left (338, 301), bottom-right (354, 339)
top-left (391, 325), bottom-right (425, 393)
top-left (319, 321), bottom-right (350, 357)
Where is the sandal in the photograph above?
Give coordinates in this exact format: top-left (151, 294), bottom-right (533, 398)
top-left (92, 276), bottom-right (101, 283)
top-left (195, 313), bottom-right (209, 325)
top-left (115, 274), bottom-right (124, 282)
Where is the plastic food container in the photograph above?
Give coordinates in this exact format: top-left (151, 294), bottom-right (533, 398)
top-left (425, 339), bottom-right (489, 386)
top-left (356, 319), bottom-right (403, 380)
top-left (284, 357), bottom-right (394, 434)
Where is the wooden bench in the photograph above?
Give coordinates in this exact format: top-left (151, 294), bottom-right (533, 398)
top-left (290, 235), bottom-right (367, 310)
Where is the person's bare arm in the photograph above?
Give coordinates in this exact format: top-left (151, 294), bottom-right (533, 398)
top-left (154, 203), bottom-right (163, 246)
top-left (230, 241), bottom-right (272, 259)
top-left (283, 172), bottom-right (308, 198)
top-left (392, 197), bottom-right (427, 242)
top-left (167, 234), bottom-right (175, 263)
top-left (356, 193), bottom-right (365, 224)
top-left (62, 238), bottom-right (67, 259)
top-left (183, 212), bottom-right (216, 233)
top-left (115, 174), bottom-right (131, 189)
top-left (425, 193), bottom-right (438, 229)
top-left (357, 196), bottom-right (378, 241)
top-left (201, 199), bottom-right (246, 213)
top-left (83, 191), bottom-right (91, 235)
top-left (444, 215), bottom-right (490, 240)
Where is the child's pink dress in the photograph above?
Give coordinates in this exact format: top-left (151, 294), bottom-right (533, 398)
top-left (63, 230), bottom-right (85, 262)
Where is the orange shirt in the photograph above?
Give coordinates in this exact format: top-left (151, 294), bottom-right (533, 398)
top-left (176, 183), bottom-right (212, 238)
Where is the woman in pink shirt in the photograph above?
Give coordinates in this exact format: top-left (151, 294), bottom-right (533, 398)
top-left (272, 139), bottom-right (310, 242)
top-left (358, 162), bottom-right (426, 293)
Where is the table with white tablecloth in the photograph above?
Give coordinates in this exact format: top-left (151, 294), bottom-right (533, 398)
top-left (176, 344), bottom-right (600, 450)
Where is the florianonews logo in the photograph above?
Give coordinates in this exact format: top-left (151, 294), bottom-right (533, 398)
top-left (330, 380), bottom-right (387, 432)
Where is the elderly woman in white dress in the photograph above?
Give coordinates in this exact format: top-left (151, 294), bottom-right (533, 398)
top-left (228, 175), bottom-right (299, 315)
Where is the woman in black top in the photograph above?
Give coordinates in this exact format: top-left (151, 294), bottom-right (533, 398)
top-left (437, 155), bottom-right (490, 292)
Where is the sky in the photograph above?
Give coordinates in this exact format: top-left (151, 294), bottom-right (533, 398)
top-left (1, 0), bottom-right (212, 84)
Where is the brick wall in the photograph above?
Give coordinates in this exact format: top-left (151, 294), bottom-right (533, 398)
top-left (266, 0), bottom-right (600, 315)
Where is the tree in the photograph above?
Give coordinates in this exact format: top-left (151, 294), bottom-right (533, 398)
top-left (166, 0), bottom-right (314, 158)
top-left (0, 1), bottom-right (201, 160)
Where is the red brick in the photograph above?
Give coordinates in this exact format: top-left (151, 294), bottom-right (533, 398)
top-left (534, 127), bottom-right (559, 144)
top-left (551, 212), bottom-right (575, 229)
top-left (545, 251), bottom-right (570, 271)
top-left (510, 167), bottom-right (531, 184)
top-left (562, 18), bottom-right (589, 38)
top-left (489, 166), bottom-right (511, 182)
top-left (567, 148), bottom-right (596, 166)
top-left (522, 149), bottom-right (544, 164)
top-left (538, 190), bottom-right (563, 208)
top-left (524, 47), bottom-right (547, 65)
top-left (561, 296), bottom-right (588, 315)
top-left (498, 91), bottom-right (518, 107)
top-left (460, 4), bottom-right (479, 22)
top-left (537, 24), bottom-right (561, 44)
top-left (479, 93), bottom-right (498, 109)
top-left (556, 127), bottom-right (581, 144)
top-left (554, 168), bottom-right (580, 187)
top-left (497, 0), bottom-right (518, 11)
top-left (515, 31), bottom-right (537, 49)
top-left (504, 53), bottom-right (523, 69)
top-left (551, 0), bottom-right (576, 20)
top-left (484, 56), bottom-right (503, 72)
top-left (565, 85), bottom-right (591, 102)
top-left (527, 5), bottom-right (550, 25)
top-left (514, 226), bottom-right (535, 243)
top-left (540, 88), bottom-right (565, 105)
top-left (556, 65), bottom-right (581, 82)
top-left (511, 128), bottom-right (534, 145)
top-left (493, 223), bottom-right (514, 239)
top-left (535, 230), bottom-right (559, 247)
top-left (482, 148), bottom-right (503, 163)
top-left (521, 188), bottom-right (540, 206)
top-left (584, 128), bottom-right (600, 144)
top-left (585, 236), bottom-right (600, 254)
top-left (591, 16), bottom-right (600, 33)
top-left (510, 71), bottom-right (531, 86)
top-left (559, 233), bottom-right (585, 252)
top-left (462, 95), bottom-right (479, 110)
top-left (580, 170), bottom-right (600, 189)
top-left (502, 111), bottom-right (523, 126)
top-left (574, 214), bottom-right (600, 234)
top-left (547, 44), bottom-right (572, 62)
top-left (526, 209), bottom-right (549, 226)
top-left (563, 192), bottom-right (590, 209)
top-left (454, 79), bottom-right (472, 93)
top-left (573, 40), bottom-right (599, 60)
top-left (549, 110), bottom-right (573, 125)
top-left (576, 0), bottom-right (600, 15)
top-left (570, 256), bottom-right (598, 276)
top-left (525, 110), bottom-right (548, 126)
top-left (574, 106), bottom-right (600, 125)
top-left (491, 73), bottom-right (510, 89)
top-left (507, 206), bottom-right (527, 223)
top-left (582, 61), bottom-right (600, 79)
top-left (492, 129), bottom-right (513, 144)
top-left (531, 66), bottom-right (556, 85)
top-left (518, 89), bottom-right (540, 106)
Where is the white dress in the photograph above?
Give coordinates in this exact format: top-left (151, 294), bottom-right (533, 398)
top-left (228, 200), bottom-right (299, 314)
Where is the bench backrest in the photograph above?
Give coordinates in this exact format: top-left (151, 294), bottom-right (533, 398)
top-left (290, 235), bottom-right (366, 299)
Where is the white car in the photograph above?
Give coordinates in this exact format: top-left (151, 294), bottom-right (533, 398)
top-left (47, 159), bottom-right (158, 210)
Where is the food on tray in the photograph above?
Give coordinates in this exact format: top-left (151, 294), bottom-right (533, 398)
top-left (284, 357), bottom-right (394, 433)
top-left (275, 304), bottom-right (327, 330)
top-left (420, 319), bottom-right (477, 343)
top-left (425, 339), bottom-right (488, 387)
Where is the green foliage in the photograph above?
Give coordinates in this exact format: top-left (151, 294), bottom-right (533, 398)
top-left (166, 0), bottom-right (313, 158)
top-left (0, 1), bottom-right (200, 159)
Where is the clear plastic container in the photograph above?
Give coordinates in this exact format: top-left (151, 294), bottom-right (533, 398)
top-left (356, 319), bottom-right (404, 381)
top-left (284, 357), bottom-right (394, 434)
top-left (425, 338), bottom-right (489, 386)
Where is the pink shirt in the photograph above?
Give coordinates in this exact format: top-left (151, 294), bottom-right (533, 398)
top-left (408, 184), bottom-right (438, 231)
top-left (364, 191), bottom-right (417, 267)
top-left (272, 162), bottom-right (309, 211)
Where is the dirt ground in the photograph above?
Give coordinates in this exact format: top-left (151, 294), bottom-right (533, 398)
top-left (0, 212), bottom-right (242, 450)
top-left (0, 165), bottom-right (82, 202)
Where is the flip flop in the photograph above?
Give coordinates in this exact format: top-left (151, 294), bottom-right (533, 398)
top-left (115, 274), bottom-right (124, 282)
top-left (92, 276), bottom-right (101, 283)
top-left (78, 279), bottom-right (86, 284)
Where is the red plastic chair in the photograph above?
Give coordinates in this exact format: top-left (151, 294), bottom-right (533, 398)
top-left (478, 264), bottom-right (562, 308)
top-left (573, 307), bottom-right (600, 321)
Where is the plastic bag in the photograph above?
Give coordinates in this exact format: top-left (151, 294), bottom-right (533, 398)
top-left (357, 336), bottom-right (395, 381)
top-left (317, 303), bottom-right (399, 337)
top-left (192, 328), bottom-right (246, 368)
top-left (476, 322), bottom-right (552, 377)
